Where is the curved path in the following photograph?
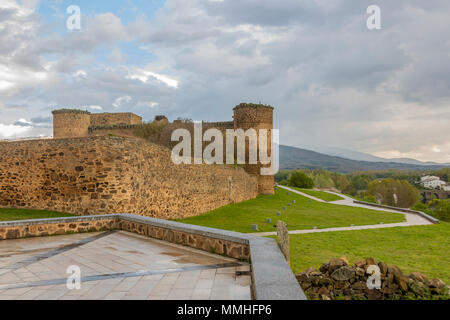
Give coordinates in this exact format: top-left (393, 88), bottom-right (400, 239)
top-left (252, 185), bottom-right (432, 236)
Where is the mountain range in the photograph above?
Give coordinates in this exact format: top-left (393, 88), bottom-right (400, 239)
top-left (279, 145), bottom-right (450, 173)
top-left (309, 146), bottom-right (450, 166)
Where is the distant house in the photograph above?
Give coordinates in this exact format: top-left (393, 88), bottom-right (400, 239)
top-left (420, 175), bottom-right (446, 189)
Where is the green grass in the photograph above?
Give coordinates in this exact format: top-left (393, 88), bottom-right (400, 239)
top-left (286, 222), bottom-right (450, 283)
top-left (0, 208), bottom-right (74, 221)
top-left (291, 187), bottom-right (344, 202)
top-left (177, 189), bottom-right (405, 233)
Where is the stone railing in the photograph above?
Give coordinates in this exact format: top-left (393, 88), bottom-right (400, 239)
top-left (0, 214), bottom-right (306, 300)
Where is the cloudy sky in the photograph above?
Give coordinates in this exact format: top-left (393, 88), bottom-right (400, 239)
top-left (1, 0), bottom-right (449, 163)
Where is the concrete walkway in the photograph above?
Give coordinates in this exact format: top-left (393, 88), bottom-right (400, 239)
top-left (252, 185), bottom-right (432, 236)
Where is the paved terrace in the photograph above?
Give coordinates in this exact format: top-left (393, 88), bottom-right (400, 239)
top-left (0, 231), bottom-right (251, 300)
top-left (0, 214), bottom-right (306, 300)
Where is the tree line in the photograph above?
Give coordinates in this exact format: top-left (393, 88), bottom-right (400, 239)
top-left (275, 169), bottom-right (449, 220)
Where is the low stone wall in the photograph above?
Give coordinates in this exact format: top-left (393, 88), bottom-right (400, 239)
top-left (0, 214), bottom-right (306, 300)
top-left (118, 216), bottom-right (249, 260)
top-left (0, 215), bottom-right (119, 240)
top-left (296, 257), bottom-right (449, 300)
top-left (353, 200), bottom-right (440, 224)
top-left (0, 136), bottom-right (258, 219)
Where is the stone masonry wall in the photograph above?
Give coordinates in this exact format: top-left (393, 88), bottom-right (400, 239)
top-left (53, 112), bottom-right (91, 139)
top-left (0, 136), bottom-right (258, 219)
top-left (0, 217), bottom-right (119, 240)
top-left (90, 113), bottom-right (142, 126)
top-left (118, 219), bottom-right (250, 260)
top-left (88, 126), bottom-right (140, 138)
top-left (234, 104), bottom-right (274, 195)
top-left (0, 216), bottom-right (250, 260)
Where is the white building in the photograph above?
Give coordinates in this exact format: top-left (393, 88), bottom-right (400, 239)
top-left (443, 185), bottom-right (450, 191)
top-left (420, 176), bottom-right (447, 189)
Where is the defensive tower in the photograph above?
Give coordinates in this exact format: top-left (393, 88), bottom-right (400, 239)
top-left (52, 109), bottom-right (91, 139)
top-left (233, 103), bottom-right (274, 195)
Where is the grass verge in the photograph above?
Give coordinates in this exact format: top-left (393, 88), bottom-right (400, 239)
top-left (290, 187), bottom-right (344, 202)
top-left (178, 189), bottom-right (405, 233)
top-left (286, 222), bottom-right (450, 283)
top-left (0, 208), bottom-right (74, 221)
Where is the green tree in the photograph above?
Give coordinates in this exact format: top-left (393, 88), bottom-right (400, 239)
top-left (275, 171), bottom-right (290, 183)
top-left (308, 169), bottom-right (335, 188)
top-left (351, 175), bottom-right (373, 190)
top-left (289, 172), bottom-right (314, 189)
top-left (331, 173), bottom-right (350, 192)
top-left (435, 168), bottom-right (450, 182)
top-left (367, 178), bottom-right (420, 208)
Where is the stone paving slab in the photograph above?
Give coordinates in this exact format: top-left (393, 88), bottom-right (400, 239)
top-left (0, 231), bottom-right (251, 300)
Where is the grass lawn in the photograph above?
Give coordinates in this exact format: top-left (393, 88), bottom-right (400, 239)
top-left (177, 189), bottom-right (405, 233)
top-left (0, 208), bottom-right (74, 221)
top-left (286, 222), bottom-right (450, 283)
top-left (290, 187), bottom-right (344, 202)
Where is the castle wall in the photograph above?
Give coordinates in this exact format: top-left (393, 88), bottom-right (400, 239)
top-left (88, 126), bottom-right (139, 138)
top-left (157, 121), bottom-right (235, 149)
top-left (0, 136), bottom-right (258, 219)
top-left (90, 113), bottom-right (142, 126)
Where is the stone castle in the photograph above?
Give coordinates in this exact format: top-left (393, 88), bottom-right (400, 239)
top-left (0, 103), bottom-right (274, 219)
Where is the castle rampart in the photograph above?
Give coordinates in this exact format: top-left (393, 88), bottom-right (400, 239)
top-left (0, 103), bottom-right (274, 217)
top-left (0, 136), bottom-right (258, 218)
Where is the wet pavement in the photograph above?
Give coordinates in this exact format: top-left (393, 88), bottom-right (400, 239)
top-left (0, 231), bottom-right (251, 300)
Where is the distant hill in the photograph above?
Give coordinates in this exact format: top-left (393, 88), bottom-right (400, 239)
top-left (279, 145), bottom-right (450, 173)
top-left (309, 146), bottom-right (450, 166)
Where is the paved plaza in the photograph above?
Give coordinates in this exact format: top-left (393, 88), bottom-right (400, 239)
top-left (0, 231), bottom-right (251, 300)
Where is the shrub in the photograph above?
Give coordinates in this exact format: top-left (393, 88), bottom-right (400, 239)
top-left (133, 121), bottom-right (167, 140)
top-left (428, 199), bottom-right (450, 222)
top-left (362, 195), bottom-right (377, 204)
top-left (289, 172), bottom-right (314, 189)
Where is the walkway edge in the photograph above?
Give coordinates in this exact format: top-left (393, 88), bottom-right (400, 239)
top-left (352, 200), bottom-right (440, 224)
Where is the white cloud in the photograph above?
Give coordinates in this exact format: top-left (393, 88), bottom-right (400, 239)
top-left (108, 48), bottom-right (127, 64)
top-left (373, 142), bottom-right (450, 163)
top-left (73, 70), bottom-right (87, 79)
top-left (0, 123), bottom-right (32, 138)
top-left (0, 80), bottom-right (14, 91)
top-left (137, 101), bottom-right (159, 108)
top-left (126, 68), bottom-right (179, 88)
top-left (14, 118), bottom-right (33, 126)
top-left (112, 95), bottom-right (132, 108)
top-left (84, 105), bottom-right (103, 111)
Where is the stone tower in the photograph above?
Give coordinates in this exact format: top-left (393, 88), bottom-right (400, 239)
top-left (52, 109), bottom-right (91, 139)
top-left (233, 103), bottom-right (274, 195)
